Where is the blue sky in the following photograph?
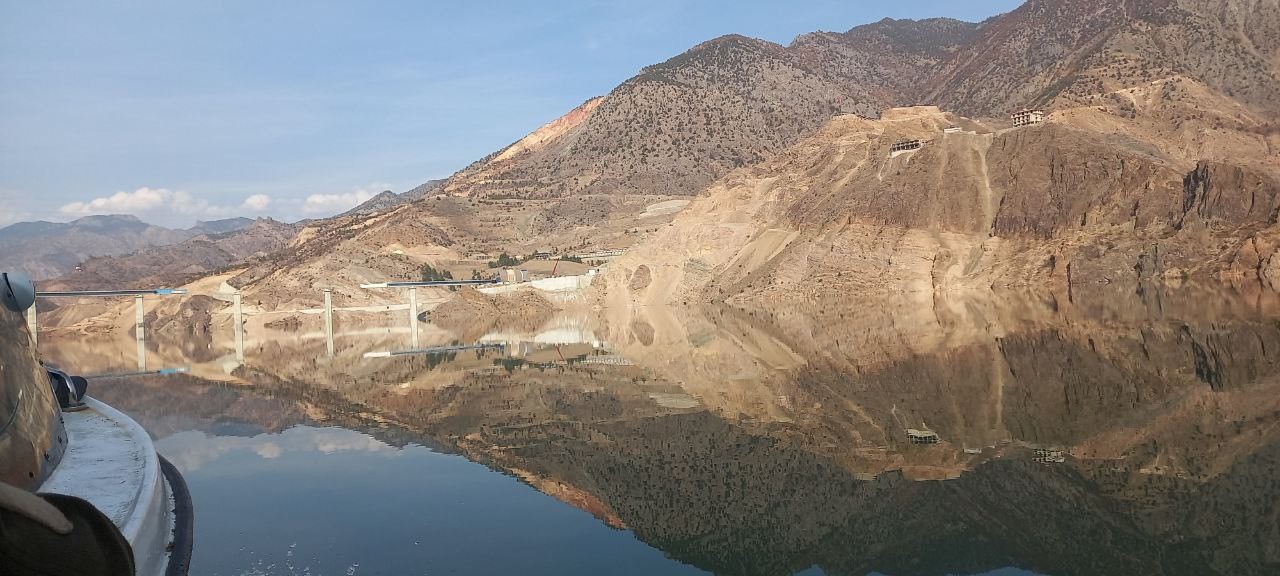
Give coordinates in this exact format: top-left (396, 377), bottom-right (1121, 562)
top-left (0, 1), bottom-right (1022, 227)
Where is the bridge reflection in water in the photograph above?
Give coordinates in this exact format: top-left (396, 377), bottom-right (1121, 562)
top-left (30, 282), bottom-right (1280, 575)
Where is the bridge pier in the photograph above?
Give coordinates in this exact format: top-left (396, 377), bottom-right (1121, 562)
top-left (30, 287), bottom-right (186, 352)
top-left (26, 304), bottom-right (37, 348)
top-left (408, 287), bottom-right (419, 348)
top-left (233, 292), bottom-right (244, 362)
top-left (135, 295), bottom-right (146, 370)
top-left (323, 289), bottom-right (334, 357)
top-left (134, 295), bottom-right (145, 341)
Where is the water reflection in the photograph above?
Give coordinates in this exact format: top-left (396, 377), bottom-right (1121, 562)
top-left (38, 283), bottom-right (1280, 575)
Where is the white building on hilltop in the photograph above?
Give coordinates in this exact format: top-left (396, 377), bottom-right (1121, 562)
top-left (1012, 109), bottom-right (1046, 127)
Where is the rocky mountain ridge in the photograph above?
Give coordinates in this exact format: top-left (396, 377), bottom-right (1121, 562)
top-left (41, 218), bottom-right (300, 291)
top-left (340, 179), bottom-right (446, 217)
top-left (0, 214), bottom-right (259, 279)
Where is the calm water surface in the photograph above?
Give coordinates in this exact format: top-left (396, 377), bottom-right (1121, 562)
top-left (40, 284), bottom-right (1280, 575)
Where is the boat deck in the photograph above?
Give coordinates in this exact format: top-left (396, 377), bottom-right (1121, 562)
top-left (39, 397), bottom-right (175, 575)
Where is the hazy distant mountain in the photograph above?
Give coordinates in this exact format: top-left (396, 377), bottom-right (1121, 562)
top-left (44, 218), bottom-right (300, 291)
top-left (0, 214), bottom-right (262, 280)
top-left (189, 217), bottom-right (255, 236)
top-left (0, 215), bottom-right (190, 279)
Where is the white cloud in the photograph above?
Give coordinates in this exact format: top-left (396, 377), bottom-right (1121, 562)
top-left (58, 187), bottom-right (273, 223)
top-left (156, 426), bottom-right (395, 472)
top-left (301, 183), bottom-right (388, 215)
top-left (60, 187), bottom-right (173, 216)
top-left (241, 194), bottom-right (271, 211)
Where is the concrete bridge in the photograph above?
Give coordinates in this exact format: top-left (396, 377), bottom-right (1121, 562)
top-left (29, 287), bottom-right (189, 368)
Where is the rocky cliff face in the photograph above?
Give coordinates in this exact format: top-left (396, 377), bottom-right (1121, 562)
top-left (599, 102), bottom-right (1279, 306)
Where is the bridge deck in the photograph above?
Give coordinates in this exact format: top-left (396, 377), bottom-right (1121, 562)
top-left (37, 289), bottom-right (187, 297)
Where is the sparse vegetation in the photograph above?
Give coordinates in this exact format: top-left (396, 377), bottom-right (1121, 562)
top-left (420, 265), bottom-right (453, 282)
top-left (488, 252), bottom-right (527, 268)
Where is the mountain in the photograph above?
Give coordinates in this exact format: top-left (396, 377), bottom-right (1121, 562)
top-left (436, 0), bottom-right (1279, 203)
top-left (75, 0), bottom-right (1280, 312)
top-left (188, 217), bottom-right (255, 236)
top-left (340, 179), bottom-right (447, 218)
top-left (43, 218), bottom-right (300, 291)
top-left (341, 190), bottom-right (400, 217)
top-left (925, 0), bottom-right (1280, 116)
top-left (198, 19), bottom-right (992, 307)
top-left (0, 214), bottom-right (263, 279)
top-left (600, 102), bottom-right (1279, 307)
top-left (0, 215), bottom-right (192, 279)
top-left (399, 178), bottom-right (447, 202)
top-left (437, 31), bottom-right (919, 201)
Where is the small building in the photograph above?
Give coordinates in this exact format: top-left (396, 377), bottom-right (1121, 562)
top-left (907, 428), bottom-right (939, 445)
top-left (1033, 448), bottom-right (1065, 464)
top-left (575, 248), bottom-right (626, 260)
top-left (889, 139), bottom-right (924, 158)
top-left (890, 139), bottom-right (923, 153)
top-left (532, 249), bottom-right (553, 260)
top-left (1012, 109), bottom-right (1046, 127)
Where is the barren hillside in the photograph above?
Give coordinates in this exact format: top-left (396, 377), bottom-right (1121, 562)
top-left (599, 101), bottom-right (1279, 307)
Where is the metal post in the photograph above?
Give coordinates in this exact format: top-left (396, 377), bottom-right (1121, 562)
top-left (134, 295), bottom-right (145, 341)
top-left (26, 303), bottom-right (37, 348)
top-left (408, 287), bottom-right (419, 349)
top-left (323, 288), bottom-right (334, 357)
top-left (233, 292), bottom-right (244, 362)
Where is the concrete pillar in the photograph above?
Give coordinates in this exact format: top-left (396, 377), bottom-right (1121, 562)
top-left (323, 289), bottom-right (334, 357)
top-left (26, 303), bottom-right (37, 348)
top-left (136, 334), bottom-right (146, 371)
top-left (408, 287), bottom-right (419, 349)
top-left (134, 295), bottom-right (145, 342)
top-left (233, 292), bottom-right (244, 362)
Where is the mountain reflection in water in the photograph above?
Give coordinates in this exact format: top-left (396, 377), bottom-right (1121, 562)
top-left (39, 283), bottom-right (1280, 576)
